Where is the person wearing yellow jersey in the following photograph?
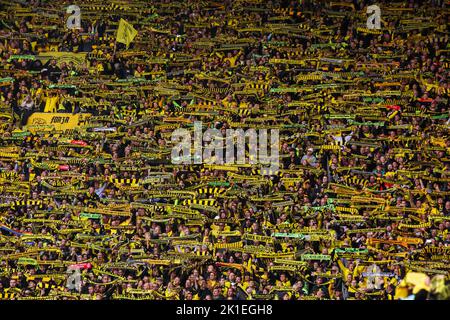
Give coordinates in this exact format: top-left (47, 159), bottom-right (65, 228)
top-left (134, 65), bottom-right (145, 78)
top-left (43, 92), bottom-right (59, 113)
top-left (275, 273), bottom-right (292, 288)
top-left (165, 282), bottom-right (180, 300)
top-left (337, 258), bottom-right (365, 280)
top-left (220, 95), bottom-right (230, 109)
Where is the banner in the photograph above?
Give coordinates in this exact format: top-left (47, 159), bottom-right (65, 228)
top-left (25, 112), bottom-right (92, 133)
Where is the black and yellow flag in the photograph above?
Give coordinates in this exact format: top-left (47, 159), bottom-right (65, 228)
top-left (116, 18), bottom-right (138, 48)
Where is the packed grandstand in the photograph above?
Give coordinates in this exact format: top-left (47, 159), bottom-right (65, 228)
top-left (0, 0), bottom-right (449, 300)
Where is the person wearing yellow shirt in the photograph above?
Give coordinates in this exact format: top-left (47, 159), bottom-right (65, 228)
top-left (275, 273), bottom-right (292, 287)
top-left (210, 222), bottom-right (230, 238)
top-left (206, 272), bottom-right (218, 290)
top-left (337, 258), bottom-right (365, 280)
top-left (346, 278), bottom-right (359, 299)
top-left (221, 94), bottom-right (235, 108)
top-left (385, 284), bottom-right (395, 300)
top-left (43, 92), bottom-right (59, 113)
top-left (30, 82), bottom-right (43, 101)
top-left (164, 224), bottom-right (173, 237)
top-left (219, 277), bottom-right (230, 297)
top-left (165, 282), bottom-right (180, 300)
top-left (134, 65), bottom-right (145, 78)
top-left (96, 61), bottom-right (104, 74)
top-left (223, 50), bottom-right (242, 68)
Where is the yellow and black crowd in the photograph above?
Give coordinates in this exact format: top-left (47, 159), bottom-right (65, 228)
top-left (0, 0), bottom-right (449, 300)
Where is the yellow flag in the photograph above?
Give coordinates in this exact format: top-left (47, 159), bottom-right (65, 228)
top-left (116, 18), bottom-right (137, 48)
